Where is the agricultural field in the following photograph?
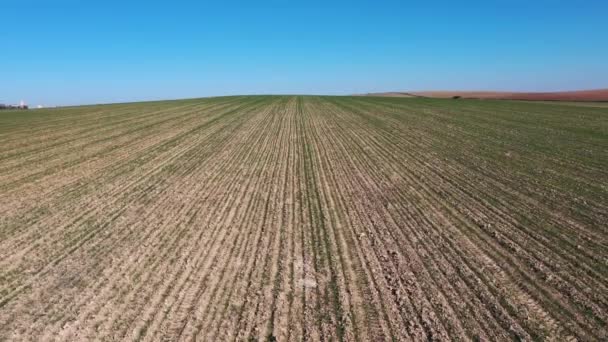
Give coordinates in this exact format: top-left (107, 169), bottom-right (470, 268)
top-left (0, 96), bottom-right (607, 341)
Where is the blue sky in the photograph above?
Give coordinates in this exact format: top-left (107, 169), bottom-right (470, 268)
top-left (1, 0), bottom-right (607, 106)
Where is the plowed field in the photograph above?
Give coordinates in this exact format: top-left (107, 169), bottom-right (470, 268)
top-left (1, 96), bottom-right (607, 340)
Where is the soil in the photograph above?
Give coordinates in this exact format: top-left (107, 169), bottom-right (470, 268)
top-left (0, 95), bottom-right (606, 340)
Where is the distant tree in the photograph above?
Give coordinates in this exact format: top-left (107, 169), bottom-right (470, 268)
top-left (452, 96), bottom-right (462, 99)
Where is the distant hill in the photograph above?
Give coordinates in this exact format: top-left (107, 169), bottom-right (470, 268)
top-left (357, 92), bottom-right (419, 98)
top-left (363, 89), bottom-right (608, 101)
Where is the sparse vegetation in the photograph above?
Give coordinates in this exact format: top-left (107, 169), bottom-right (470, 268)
top-left (0, 96), bottom-right (606, 340)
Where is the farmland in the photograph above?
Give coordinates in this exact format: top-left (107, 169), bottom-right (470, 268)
top-left (0, 96), bottom-right (607, 340)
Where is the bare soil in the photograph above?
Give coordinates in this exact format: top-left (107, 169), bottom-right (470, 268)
top-left (410, 89), bottom-right (608, 101)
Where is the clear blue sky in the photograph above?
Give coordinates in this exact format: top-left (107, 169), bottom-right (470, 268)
top-left (2, 0), bottom-right (607, 106)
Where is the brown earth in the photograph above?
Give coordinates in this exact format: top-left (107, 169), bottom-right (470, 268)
top-left (0, 96), bottom-right (606, 341)
top-left (410, 89), bottom-right (608, 101)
